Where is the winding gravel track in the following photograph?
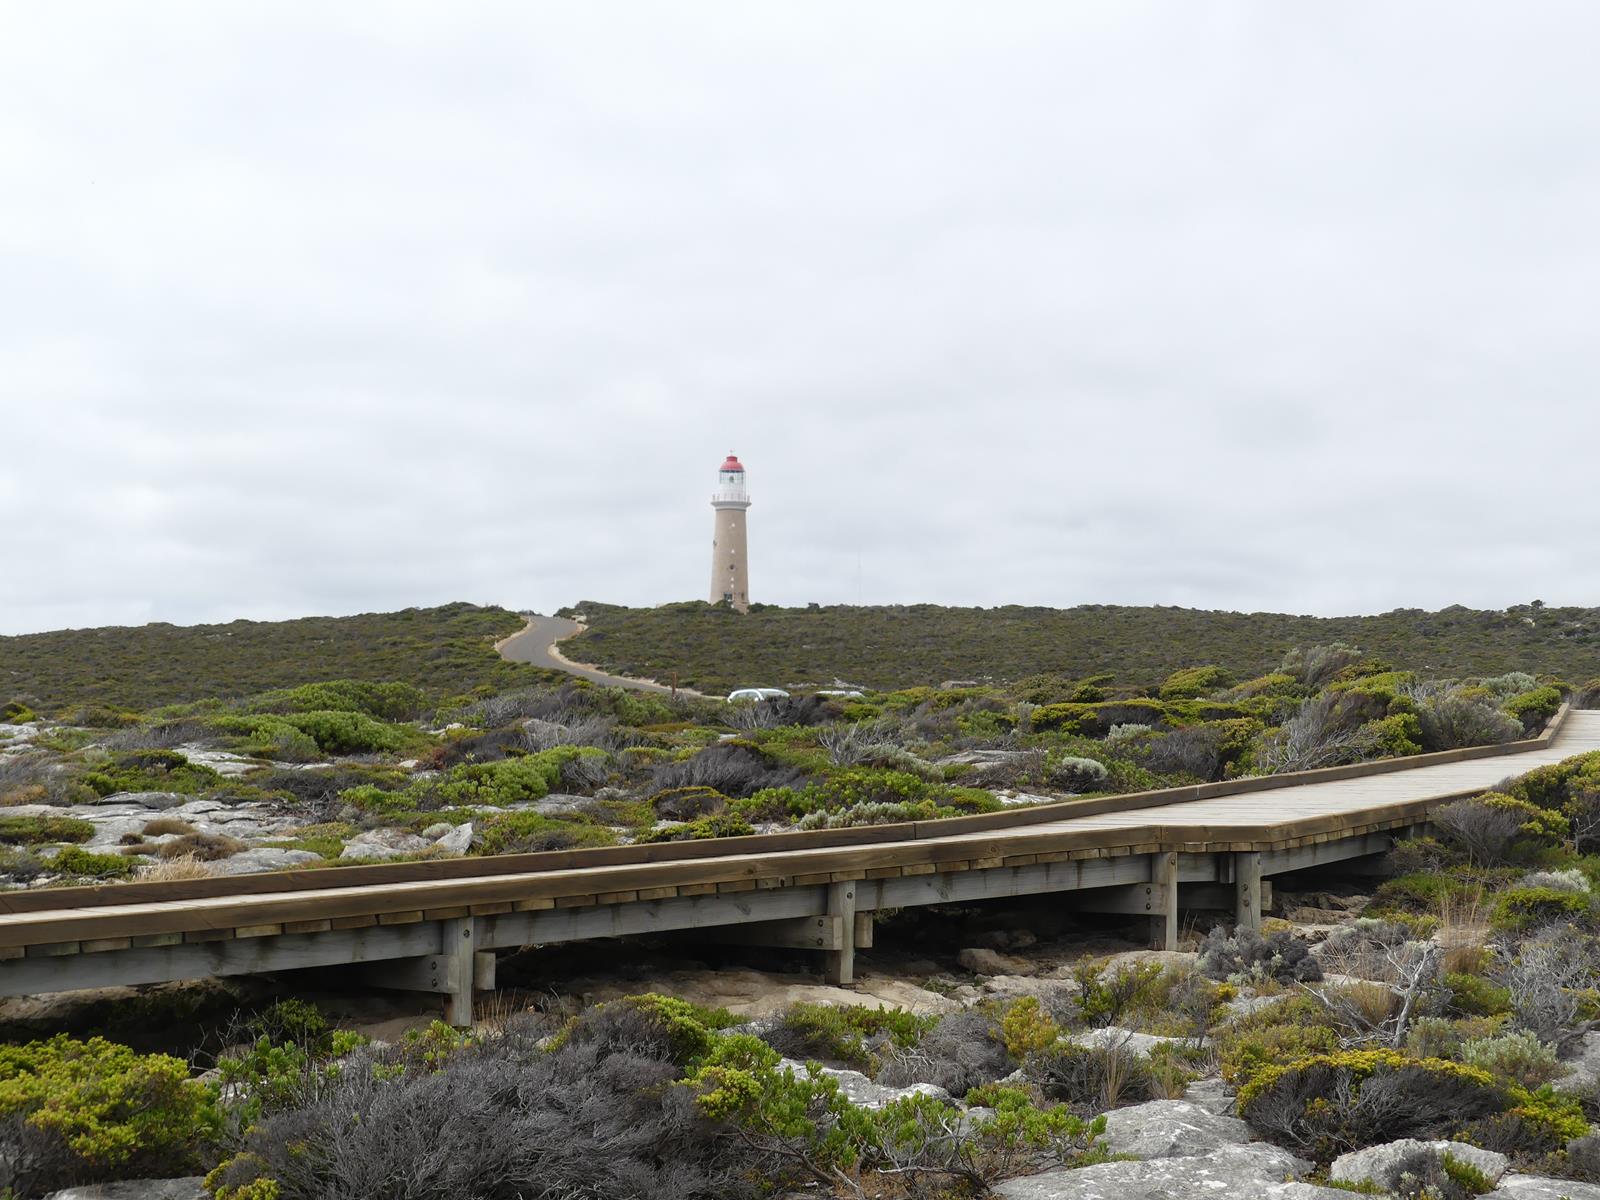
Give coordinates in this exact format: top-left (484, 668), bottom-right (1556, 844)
top-left (496, 613), bottom-right (706, 696)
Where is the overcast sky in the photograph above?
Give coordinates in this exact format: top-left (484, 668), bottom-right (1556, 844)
top-left (4, 3), bottom-right (1598, 635)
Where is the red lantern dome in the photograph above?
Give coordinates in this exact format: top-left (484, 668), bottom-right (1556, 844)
top-left (720, 454), bottom-right (745, 473)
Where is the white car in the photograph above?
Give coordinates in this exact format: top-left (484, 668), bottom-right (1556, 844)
top-left (726, 687), bottom-right (790, 702)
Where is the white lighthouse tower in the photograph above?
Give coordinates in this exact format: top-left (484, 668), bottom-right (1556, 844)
top-left (709, 454), bottom-right (751, 612)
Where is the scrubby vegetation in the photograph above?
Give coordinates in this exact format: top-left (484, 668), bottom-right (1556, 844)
top-left (0, 623), bottom-right (1573, 888)
top-left (0, 994), bottom-right (1126, 1198)
top-left (0, 603), bottom-right (558, 711)
top-left (561, 599), bottom-right (1600, 694)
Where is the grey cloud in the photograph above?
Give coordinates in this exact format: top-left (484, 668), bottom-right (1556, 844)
top-left (3, 2), bottom-right (1599, 634)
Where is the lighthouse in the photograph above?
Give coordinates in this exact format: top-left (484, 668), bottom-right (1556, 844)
top-left (709, 454), bottom-right (751, 612)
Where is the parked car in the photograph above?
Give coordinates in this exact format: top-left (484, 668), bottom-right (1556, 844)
top-left (726, 687), bottom-right (790, 702)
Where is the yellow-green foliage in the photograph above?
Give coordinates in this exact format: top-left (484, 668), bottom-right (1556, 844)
top-left (1511, 751), bottom-right (1600, 812)
top-left (1232, 672), bottom-right (1302, 699)
top-left (52, 845), bottom-right (138, 879)
top-left (768, 1002), bottom-right (936, 1069)
top-left (1503, 685), bottom-right (1563, 729)
top-left (0, 1035), bottom-right (219, 1173)
top-left (245, 679), bottom-right (426, 721)
top-left (1000, 997), bottom-right (1060, 1059)
top-left (1489, 885), bottom-right (1592, 933)
top-left (472, 811), bottom-right (616, 855)
top-left (1215, 997), bottom-right (1340, 1086)
top-left (1480, 793), bottom-right (1571, 844)
top-left (1444, 973), bottom-right (1514, 1018)
top-left (437, 746), bottom-right (603, 807)
top-left (80, 749), bottom-right (224, 797)
top-left (1367, 712), bottom-right (1423, 757)
top-left (1159, 665), bottom-right (1234, 700)
top-left (205, 1153), bottom-right (282, 1200)
top-left (0, 815), bottom-right (94, 845)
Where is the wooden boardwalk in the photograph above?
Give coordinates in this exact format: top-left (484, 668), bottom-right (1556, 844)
top-left (0, 708), bottom-right (1593, 1021)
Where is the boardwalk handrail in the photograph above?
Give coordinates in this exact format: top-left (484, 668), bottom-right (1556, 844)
top-left (0, 704), bottom-right (1571, 920)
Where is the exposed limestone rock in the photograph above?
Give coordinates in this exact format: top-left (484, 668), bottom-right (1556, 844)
top-left (1181, 1076), bottom-right (1235, 1115)
top-left (1558, 1030), bottom-right (1600, 1095)
top-left (1331, 1139), bottom-right (1508, 1189)
top-left (1099, 1099), bottom-right (1250, 1159)
top-left (340, 829), bottom-right (431, 860)
top-left (43, 1179), bottom-right (206, 1200)
top-left (173, 746), bottom-right (263, 777)
top-left (993, 1143), bottom-right (1321, 1199)
top-left (1069, 1026), bottom-right (1187, 1057)
top-left (92, 791), bottom-right (189, 810)
top-left (555, 966), bottom-right (960, 1018)
top-left (432, 822), bottom-right (473, 855)
top-left (959, 947), bottom-right (1034, 975)
top-left (1493, 1176), bottom-right (1600, 1199)
top-left (211, 847), bottom-right (325, 875)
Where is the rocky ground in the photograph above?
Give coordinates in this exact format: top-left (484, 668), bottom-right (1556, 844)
top-left (21, 883), bottom-right (1600, 1199)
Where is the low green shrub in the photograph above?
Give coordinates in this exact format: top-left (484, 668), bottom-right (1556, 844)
top-left (0, 1035), bottom-right (219, 1191)
top-left (437, 746), bottom-right (603, 807)
top-left (338, 784), bottom-right (421, 818)
top-left (1489, 886), bottom-right (1592, 933)
top-left (0, 701), bottom-right (38, 724)
top-left (52, 846), bottom-right (138, 879)
top-left (1238, 1050), bottom-right (1509, 1161)
top-left (471, 811), bottom-right (616, 855)
top-left (1215, 997), bottom-right (1342, 1087)
top-left (0, 815), bottom-right (94, 845)
top-left (1503, 686), bottom-right (1564, 733)
top-left (1159, 666), bottom-right (1234, 700)
top-left (637, 813), bottom-right (755, 843)
top-left (1461, 1030), bottom-right (1562, 1088)
top-left (761, 1003), bottom-right (935, 1070)
top-left (215, 1000), bottom-right (367, 1126)
top-left (277, 710), bottom-right (407, 755)
top-left (999, 997), bottom-right (1060, 1060)
top-left (245, 680), bottom-right (426, 721)
top-left (80, 750), bottom-right (223, 798)
top-left (1444, 972), bottom-right (1514, 1018)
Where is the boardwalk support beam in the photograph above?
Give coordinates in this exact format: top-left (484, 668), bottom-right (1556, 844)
top-left (1235, 852), bottom-right (1262, 932)
top-left (1151, 853), bottom-right (1179, 951)
top-left (444, 917), bottom-right (475, 1027)
top-left (824, 881), bottom-right (857, 986)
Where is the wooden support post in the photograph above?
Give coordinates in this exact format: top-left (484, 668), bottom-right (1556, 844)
top-left (824, 880), bottom-right (857, 986)
top-left (853, 912), bottom-right (874, 950)
top-left (1234, 851), bottom-right (1262, 932)
top-left (443, 917), bottom-right (475, 1028)
top-left (1150, 853), bottom-right (1179, 951)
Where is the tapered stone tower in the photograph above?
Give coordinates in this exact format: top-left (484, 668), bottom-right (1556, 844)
top-left (709, 454), bottom-right (751, 612)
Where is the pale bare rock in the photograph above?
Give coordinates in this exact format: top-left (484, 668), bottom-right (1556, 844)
top-left (1098, 1099), bottom-right (1252, 1159)
top-left (992, 1143), bottom-right (1320, 1199)
top-left (1330, 1139), bottom-right (1508, 1189)
top-left (1492, 1175), bottom-right (1600, 1200)
top-left (42, 1180), bottom-right (205, 1200)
